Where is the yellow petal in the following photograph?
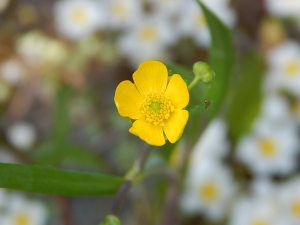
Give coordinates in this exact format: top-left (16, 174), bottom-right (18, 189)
top-left (163, 109), bottom-right (189, 143)
top-left (133, 60), bottom-right (168, 95)
top-left (114, 80), bottom-right (143, 119)
top-left (165, 74), bottom-right (189, 109)
top-left (129, 119), bottom-right (165, 146)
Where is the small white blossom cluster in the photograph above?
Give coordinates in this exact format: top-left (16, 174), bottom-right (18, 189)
top-left (236, 94), bottom-right (299, 177)
top-left (0, 190), bottom-right (48, 225)
top-left (52, 0), bottom-right (236, 67)
top-left (230, 34), bottom-right (300, 224)
top-left (181, 119), bottom-right (237, 222)
top-left (265, 0), bottom-right (300, 28)
top-left (182, 42), bottom-right (300, 220)
top-left (230, 178), bottom-right (300, 225)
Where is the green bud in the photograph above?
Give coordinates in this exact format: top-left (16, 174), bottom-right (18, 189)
top-left (193, 61), bottom-right (215, 84)
top-left (99, 215), bottom-right (120, 225)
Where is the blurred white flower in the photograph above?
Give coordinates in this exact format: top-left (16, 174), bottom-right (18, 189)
top-left (176, 0), bottom-right (210, 47)
top-left (16, 31), bottom-right (69, 67)
top-left (0, 59), bottom-right (25, 85)
top-left (265, 41), bottom-right (300, 96)
top-left (201, 0), bottom-right (237, 27)
top-left (181, 159), bottom-right (236, 221)
top-left (150, 0), bottom-right (183, 18)
top-left (0, 189), bottom-right (8, 210)
top-left (42, 39), bottom-right (69, 66)
top-left (177, 0), bottom-right (236, 47)
top-left (117, 16), bottom-right (175, 67)
top-left (53, 0), bottom-right (107, 40)
top-left (0, 194), bottom-right (48, 225)
top-left (229, 194), bottom-right (281, 225)
top-left (0, 148), bottom-right (18, 163)
top-left (7, 122), bottom-right (36, 151)
top-left (106, 0), bottom-right (143, 29)
top-left (236, 95), bottom-right (299, 177)
top-left (16, 31), bottom-right (49, 67)
top-left (251, 178), bottom-right (278, 199)
top-left (190, 118), bottom-right (229, 162)
top-left (0, 0), bottom-right (9, 13)
top-left (260, 94), bottom-right (291, 122)
top-left (278, 177), bottom-right (300, 225)
top-left (265, 0), bottom-right (300, 18)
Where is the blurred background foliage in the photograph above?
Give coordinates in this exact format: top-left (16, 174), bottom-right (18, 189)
top-left (0, 0), bottom-right (300, 225)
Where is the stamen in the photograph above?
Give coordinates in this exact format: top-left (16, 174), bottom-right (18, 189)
top-left (140, 92), bottom-right (174, 126)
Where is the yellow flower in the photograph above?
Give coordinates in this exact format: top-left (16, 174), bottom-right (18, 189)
top-left (114, 60), bottom-right (189, 146)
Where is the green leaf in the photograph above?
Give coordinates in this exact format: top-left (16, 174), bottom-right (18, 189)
top-left (99, 215), bottom-right (121, 225)
top-left (186, 100), bottom-right (213, 116)
top-left (0, 163), bottom-right (124, 196)
top-left (197, 1), bottom-right (235, 118)
top-left (32, 142), bottom-right (106, 170)
top-left (33, 85), bottom-right (106, 169)
top-left (226, 51), bottom-right (264, 142)
top-left (54, 86), bottom-right (73, 143)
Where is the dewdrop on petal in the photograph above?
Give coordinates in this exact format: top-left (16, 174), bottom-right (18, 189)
top-left (193, 61), bottom-right (215, 84)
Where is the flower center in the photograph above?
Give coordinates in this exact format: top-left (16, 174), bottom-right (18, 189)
top-left (292, 201), bottom-right (300, 217)
top-left (71, 8), bottom-right (87, 24)
top-left (196, 14), bottom-right (207, 26)
top-left (112, 3), bottom-right (127, 16)
top-left (198, 182), bottom-right (218, 202)
top-left (259, 139), bottom-right (276, 157)
top-left (139, 26), bottom-right (157, 41)
top-left (140, 92), bottom-right (174, 126)
top-left (285, 61), bottom-right (299, 77)
top-left (251, 219), bottom-right (269, 225)
top-left (14, 213), bottom-right (30, 225)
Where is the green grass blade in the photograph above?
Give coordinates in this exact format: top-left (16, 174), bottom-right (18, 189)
top-left (54, 86), bottom-right (72, 143)
top-left (197, 1), bottom-right (235, 118)
top-left (0, 163), bottom-right (124, 196)
top-left (226, 52), bottom-right (264, 142)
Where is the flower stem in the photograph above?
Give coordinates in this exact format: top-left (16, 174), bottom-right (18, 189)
top-left (109, 180), bottom-right (131, 216)
top-left (109, 143), bottom-right (152, 216)
top-left (187, 76), bottom-right (201, 90)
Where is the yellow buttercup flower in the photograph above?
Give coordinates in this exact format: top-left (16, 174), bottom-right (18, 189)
top-left (114, 60), bottom-right (189, 146)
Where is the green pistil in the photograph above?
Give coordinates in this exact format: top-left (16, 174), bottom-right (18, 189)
top-left (150, 102), bottom-right (161, 111)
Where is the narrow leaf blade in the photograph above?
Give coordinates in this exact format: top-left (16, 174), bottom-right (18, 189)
top-left (54, 86), bottom-right (72, 143)
top-left (186, 100), bottom-right (213, 116)
top-left (0, 163), bottom-right (124, 196)
top-left (197, 1), bottom-right (235, 118)
top-left (226, 52), bottom-right (264, 142)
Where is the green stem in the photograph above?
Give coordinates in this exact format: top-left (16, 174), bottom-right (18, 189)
top-left (187, 76), bottom-right (201, 90)
top-left (124, 143), bottom-right (152, 181)
top-left (109, 143), bottom-right (152, 216)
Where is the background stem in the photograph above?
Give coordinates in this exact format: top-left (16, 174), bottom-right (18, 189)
top-left (109, 143), bottom-right (152, 216)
